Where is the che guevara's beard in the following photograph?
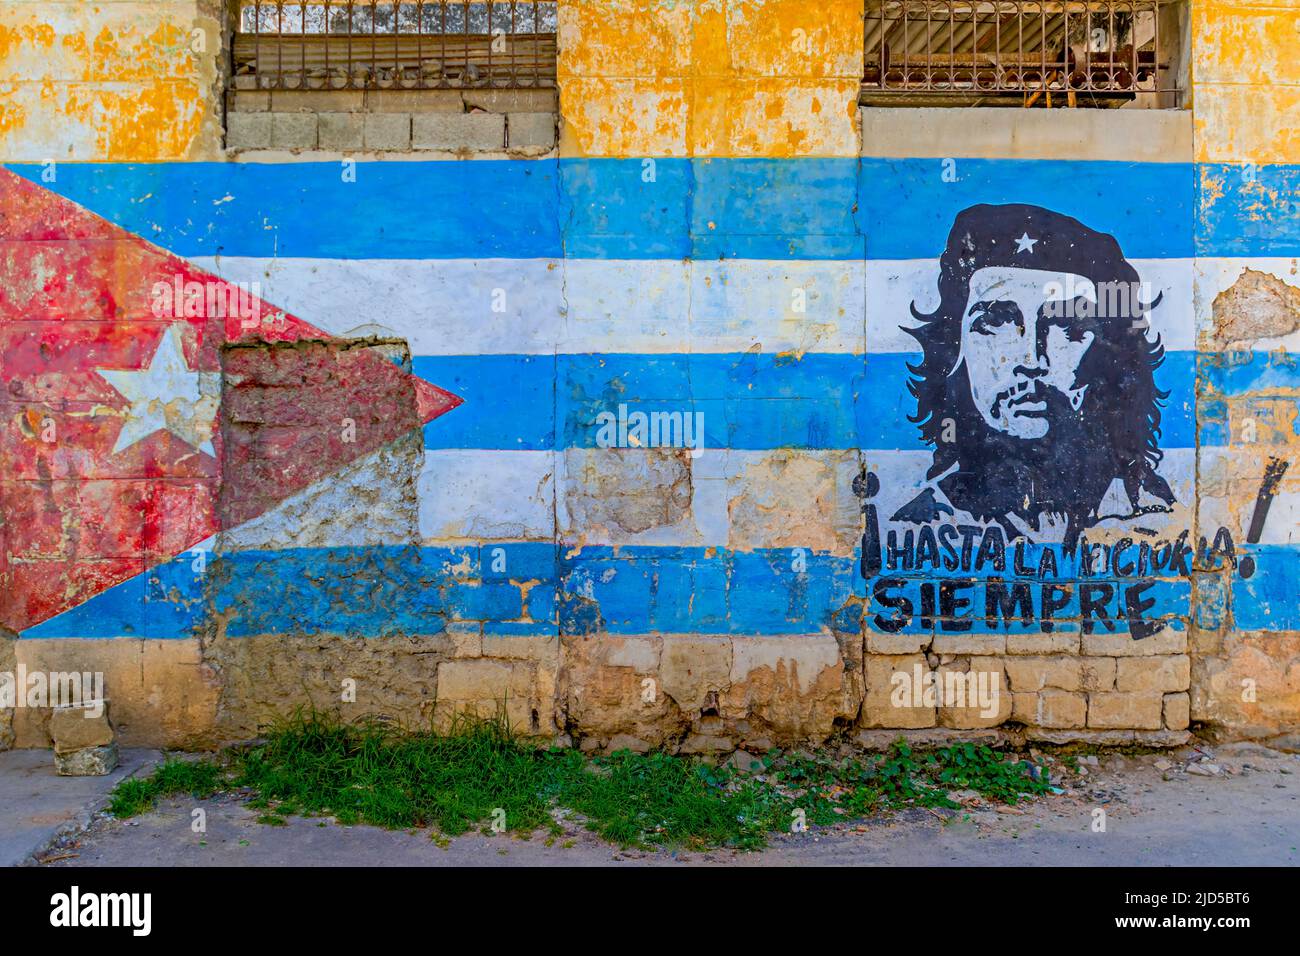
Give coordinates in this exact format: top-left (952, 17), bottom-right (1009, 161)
top-left (938, 384), bottom-right (1115, 535)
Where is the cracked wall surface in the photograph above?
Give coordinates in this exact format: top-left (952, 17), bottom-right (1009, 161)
top-left (1, 0), bottom-right (1297, 752)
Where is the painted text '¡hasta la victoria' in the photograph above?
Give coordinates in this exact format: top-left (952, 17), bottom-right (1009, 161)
top-left (872, 524), bottom-right (1240, 580)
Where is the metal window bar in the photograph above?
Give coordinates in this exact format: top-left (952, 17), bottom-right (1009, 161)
top-left (863, 1), bottom-right (1181, 105)
top-left (231, 1), bottom-right (557, 90)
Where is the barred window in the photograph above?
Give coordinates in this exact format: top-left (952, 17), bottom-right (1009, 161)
top-left (862, 1), bottom-right (1186, 107)
top-left (231, 1), bottom-right (558, 91)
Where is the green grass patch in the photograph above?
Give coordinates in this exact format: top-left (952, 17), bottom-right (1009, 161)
top-left (107, 757), bottom-right (228, 818)
top-left (108, 712), bottom-right (1051, 851)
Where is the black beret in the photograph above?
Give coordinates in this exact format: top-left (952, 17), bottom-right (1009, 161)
top-left (938, 203), bottom-right (1139, 292)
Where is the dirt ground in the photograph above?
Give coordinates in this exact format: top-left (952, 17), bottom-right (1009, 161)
top-left (32, 741), bottom-right (1300, 867)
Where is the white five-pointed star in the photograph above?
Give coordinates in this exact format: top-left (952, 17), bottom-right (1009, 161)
top-left (1014, 232), bottom-right (1038, 254)
top-left (96, 325), bottom-right (219, 457)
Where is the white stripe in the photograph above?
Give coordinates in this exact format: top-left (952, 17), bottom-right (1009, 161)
top-left (223, 444), bottom-right (1202, 551)
top-left (418, 449), bottom-right (555, 542)
top-left (191, 257), bottom-right (565, 355)
top-left (1198, 447), bottom-right (1298, 546)
top-left (192, 255), bottom-right (1197, 355)
top-left (190, 256), bottom-right (868, 355)
top-left (555, 448), bottom-right (864, 552)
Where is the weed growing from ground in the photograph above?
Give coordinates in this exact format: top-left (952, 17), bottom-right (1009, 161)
top-left (108, 712), bottom-right (1051, 850)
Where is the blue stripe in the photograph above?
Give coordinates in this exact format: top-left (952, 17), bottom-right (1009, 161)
top-left (1232, 545), bottom-right (1300, 632)
top-left (858, 158), bottom-right (1194, 259)
top-left (416, 351), bottom-right (1197, 450)
top-left (6, 157), bottom-right (1211, 261)
top-left (22, 543), bottom-right (1296, 638)
top-left (1196, 351), bottom-right (1300, 446)
top-left (5, 160), bottom-right (565, 260)
top-left (1198, 163), bottom-right (1300, 258)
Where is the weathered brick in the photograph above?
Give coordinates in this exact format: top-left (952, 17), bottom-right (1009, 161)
top-left (1037, 689), bottom-right (1087, 729)
top-left (1080, 656), bottom-right (1116, 692)
top-left (364, 112), bottom-right (412, 150)
top-left (659, 636), bottom-right (731, 713)
top-left (1002, 656), bottom-right (1081, 692)
top-left (867, 631), bottom-right (931, 654)
top-left (226, 90), bottom-right (269, 112)
top-left (318, 112), bottom-right (364, 151)
top-left (860, 655), bottom-right (935, 729)
top-left (435, 658), bottom-right (539, 731)
top-left (1083, 629), bottom-right (1187, 656)
top-left (1012, 692), bottom-right (1038, 724)
top-left (508, 112), bottom-right (557, 149)
top-left (463, 88), bottom-right (558, 112)
top-left (271, 89), bottom-right (364, 112)
top-left (413, 112), bottom-right (505, 150)
top-left (226, 111), bottom-right (271, 150)
top-left (1163, 691), bottom-right (1191, 730)
top-left (1116, 655), bottom-right (1191, 693)
top-left (366, 89), bottom-right (463, 113)
top-left (270, 112), bottom-right (317, 149)
top-left (481, 633), bottom-right (560, 665)
top-left (604, 636), bottom-right (659, 672)
top-left (935, 659), bottom-right (1010, 729)
top-left (1088, 692), bottom-right (1164, 730)
top-left (1007, 632), bottom-right (1080, 655)
top-left (931, 633), bottom-right (1006, 656)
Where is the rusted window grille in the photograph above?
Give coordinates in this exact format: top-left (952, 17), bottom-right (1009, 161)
top-left (863, 1), bottom-right (1183, 106)
top-left (231, 1), bottom-right (557, 90)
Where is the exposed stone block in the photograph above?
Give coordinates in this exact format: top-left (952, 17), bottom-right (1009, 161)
top-left (860, 655), bottom-right (935, 729)
top-left (413, 112), bottom-right (505, 150)
top-left (271, 90), bottom-right (364, 112)
top-left (1083, 630), bottom-right (1188, 656)
top-left (366, 89), bottom-right (464, 113)
top-left (364, 112), bottom-right (412, 150)
top-left (1116, 655), bottom-right (1192, 694)
top-left (434, 658), bottom-right (544, 734)
top-left (1164, 691), bottom-right (1191, 730)
top-left (226, 90), bottom-right (270, 112)
top-left (226, 111), bottom-right (271, 150)
top-left (1080, 657), bottom-right (1117, 692)
top-left (55, 743), bottom-right (119, 776)
top-left (1002, 656), bottom-right (1082, 692)
top-left (270, 112), bottom-right (318, 150)
top-left (1036, 689), bottom-right (1087, 729)
top-left (659, 636), bottom-right (731, 714)
top-left (931, 633), bottom-right (1006, 656)
top-left (935, 658), bottom-right (1010, 729)
top-left (1088, 692), bottom-right (1164, 730)
top-left (463, 89), bottom-right (558, 113)
top-left (722, 634), bottom-right (855, 741)
top-left (318, 112), bottom-right (364, 151)
top-left (1007, 633), bottom-right (1080, 655)
top-left (508, 112), bottom-right (557, 149)
top-left (50, 702), bottom-right (114, 753)
top-left (867, 631), bottom-right (932, 654)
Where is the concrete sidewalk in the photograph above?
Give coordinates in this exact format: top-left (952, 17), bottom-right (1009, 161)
top-left (0, 748), bottom-right (159, 867)
top-left (29, 743), bottom-right (1300, 867)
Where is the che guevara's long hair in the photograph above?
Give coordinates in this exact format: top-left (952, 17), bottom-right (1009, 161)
top-left (903, 205), bottom-right (1174, 537)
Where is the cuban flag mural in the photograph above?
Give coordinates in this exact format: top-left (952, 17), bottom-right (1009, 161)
top-left (2, 151), bottom-right (1296, 649)
top-left (0, 167), bottom-right (461, 637)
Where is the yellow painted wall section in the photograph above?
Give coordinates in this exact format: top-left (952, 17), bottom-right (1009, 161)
top-left (559, 0), bottom-right (863, 158)
top-left (1192, 0), bottom-right (1300, 163)
top-left (0, 1), bottom-right (222, 162)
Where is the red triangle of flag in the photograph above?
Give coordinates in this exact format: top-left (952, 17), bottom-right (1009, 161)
top-left (0, 168), bottom-right (461, 632)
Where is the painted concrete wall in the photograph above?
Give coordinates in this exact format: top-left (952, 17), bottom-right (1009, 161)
top-left (0, 1), bottom-right (1296, 751)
